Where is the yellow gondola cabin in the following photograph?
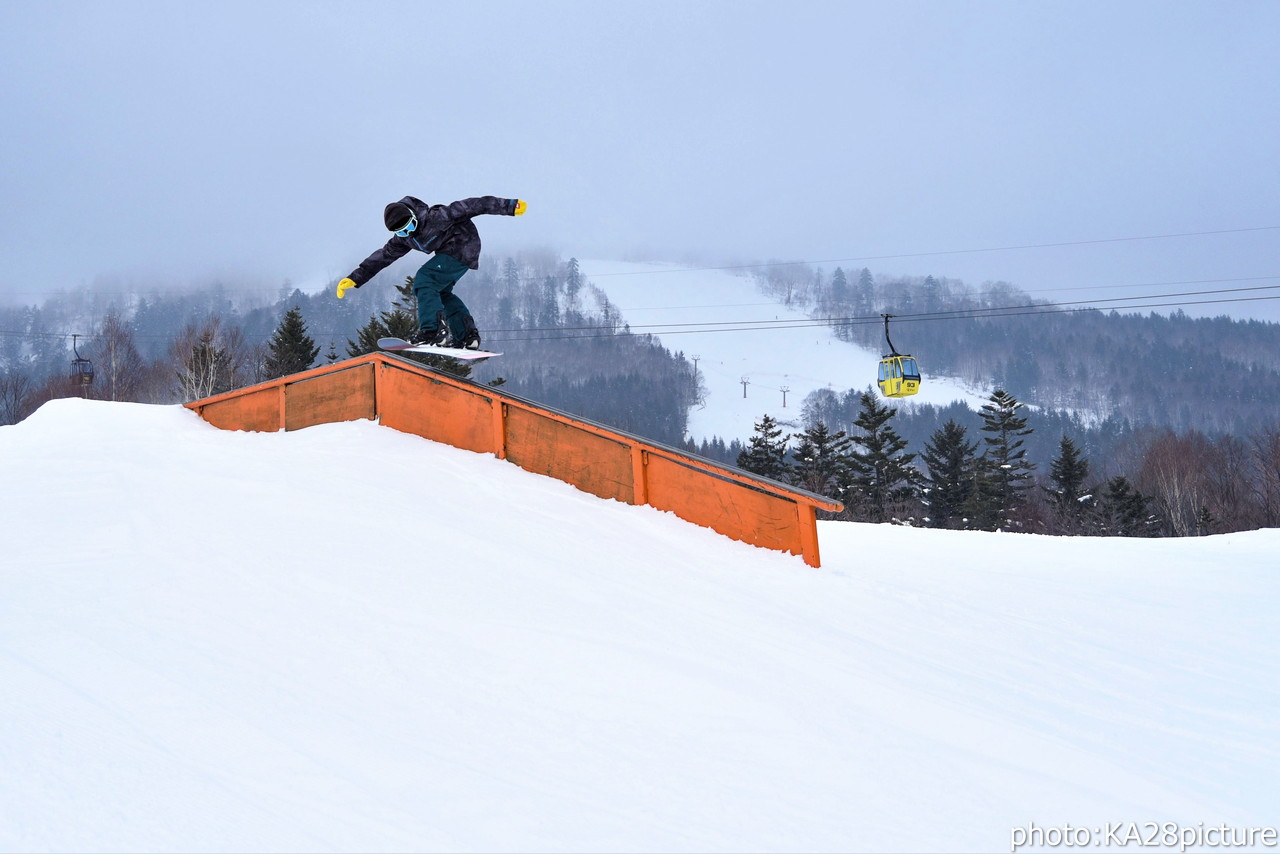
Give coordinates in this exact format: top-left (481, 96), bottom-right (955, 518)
top-left (877, 354), bottom-right (920, 397)
top-left (877, 314), bottom-right (921, 398)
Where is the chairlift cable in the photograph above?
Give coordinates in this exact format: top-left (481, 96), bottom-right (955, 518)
top-left (5, 279), bottom-right (1280, 345)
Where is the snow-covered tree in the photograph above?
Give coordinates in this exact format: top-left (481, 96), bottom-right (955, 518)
top-left (976, 389), bottom-right (1036, 528)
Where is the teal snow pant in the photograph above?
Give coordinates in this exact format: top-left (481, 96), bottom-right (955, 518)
top-left (413, 253), bottom-right (472, 340)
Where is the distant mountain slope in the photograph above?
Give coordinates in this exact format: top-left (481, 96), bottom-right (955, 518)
top-left (7, 253), bottom-right (1279, 450)
top-left (0, 254), bottom-right (704, 446)
top-left (577, 260), bottom-right (990, 443)
top-left (764, 265), bottom-right (1280, 436)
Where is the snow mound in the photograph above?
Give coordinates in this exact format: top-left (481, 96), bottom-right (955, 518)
top-left (1, 400), bottom-right (1275, 852)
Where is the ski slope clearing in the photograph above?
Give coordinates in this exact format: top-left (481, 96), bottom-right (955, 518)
top-left (577, 259), bottom-right (990, 443)
top-left (1, 400), bottom-right (1275, 853)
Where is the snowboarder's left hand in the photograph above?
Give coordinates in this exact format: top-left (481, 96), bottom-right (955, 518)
top-left (514, 199), bottom-right (527, 216)
top-left (336, 278), bottom-right (358, 299)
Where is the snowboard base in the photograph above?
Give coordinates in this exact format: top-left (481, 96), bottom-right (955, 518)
top-left (377, 337), bottom-right (501, 361)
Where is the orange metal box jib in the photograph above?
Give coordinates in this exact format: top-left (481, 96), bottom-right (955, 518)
top-left (186, 354), bottom-right (841, 566)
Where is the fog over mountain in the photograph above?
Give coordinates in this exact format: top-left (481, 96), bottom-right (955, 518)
top-left (3, 2), bottom-right (1279, 319)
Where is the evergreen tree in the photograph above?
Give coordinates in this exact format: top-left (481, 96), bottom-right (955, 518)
top-left (736, 414), bottom-right (790, 481)
top-left (921, 419), bottom-right (977, 528)
top-left (976, 389), bottom-right (1036, 528)
top-left (1045, 435), bottom-right (1090, 532)
top-left (262, 306), bottom-right (320, 380)
top-left (1093, 475), bottom-right (1153, 536)
top-left (962, 456), bottom-right (1004, 532)
top-left (1195, 504), bottom-right (1217, 537)
top-left (347, 277), bottom-right (416, 357)
top-left (922, 274), bottom-right (942, 313)
top-left (502, 257), bottom-right (520, 292)
top-left (347, 277), bottom-right (473, 379)
top-left (538, 275), bottom-right (561, 329)
top-left (830, 267), bottom-right (848, 303)
top-left (348, 314), bottom-right (392, 357)
top-left (854, 268), bottom-right (875, 317)
top-left (847, 392), bottom-right (922, 523)
top-left (791, 421), bottom-right (852, 501)
top-left (564, 257), bottom-right (584, 320)
top-left (829, 267), bottom-right (853, 336)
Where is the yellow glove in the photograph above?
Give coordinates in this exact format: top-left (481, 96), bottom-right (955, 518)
top-left (513, 199), bottom-right (527, 216)
top-left (336, 277), bottom-right (358, 299)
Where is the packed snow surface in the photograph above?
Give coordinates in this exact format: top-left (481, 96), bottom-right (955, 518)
top-left (577, 259), bottom-right (991, 443)
top-left (1, 400), bottom-right (1276, 853)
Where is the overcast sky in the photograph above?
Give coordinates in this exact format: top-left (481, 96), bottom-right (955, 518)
top-left (3, 0), bottom-right (1278, 319)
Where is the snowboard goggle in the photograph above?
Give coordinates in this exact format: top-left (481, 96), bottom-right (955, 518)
top-left (393, 214), bottom-right (418, 237)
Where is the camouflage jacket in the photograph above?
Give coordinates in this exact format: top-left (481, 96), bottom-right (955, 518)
top-left (347, 195), bottom-right (518, 286)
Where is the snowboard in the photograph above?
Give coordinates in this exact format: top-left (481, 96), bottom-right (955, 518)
top-left (377, 337), bottom-right (501, 361)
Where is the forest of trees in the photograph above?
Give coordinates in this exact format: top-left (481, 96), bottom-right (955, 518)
top-left (0, 253), bottom-right (701, 447)
top-left (4, 252), bottom-right (1280, 538)
top-left (750, 263), bottom-right (1280, 436)
top-left (735, 387), bottom-right (1280, 537)
top-left (674, 260), bottom-right (1280, 537)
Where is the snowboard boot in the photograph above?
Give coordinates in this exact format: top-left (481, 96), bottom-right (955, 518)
top-left (412, 311), bottom-right (453, 347)
top-left (458, 315), bottom-right (482, 351)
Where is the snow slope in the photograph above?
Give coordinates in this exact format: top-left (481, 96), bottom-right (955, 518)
top-left (1, 400), bottom-right (1276, 853)
top-left (577, 260), bottom-right (990, 443)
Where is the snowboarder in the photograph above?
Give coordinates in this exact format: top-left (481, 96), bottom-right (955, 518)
top-left (336, 195), bottom-right (526, 349)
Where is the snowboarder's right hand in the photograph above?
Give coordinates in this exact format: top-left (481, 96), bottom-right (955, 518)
top-left (514, 199), bottom-right (527, 215)
top-left (336, 278), bottom-right (358, 299)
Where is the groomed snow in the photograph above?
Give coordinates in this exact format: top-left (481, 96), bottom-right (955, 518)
top-left (1, 400), bottom-right (1275, 852)
top-left (577, 260), bottom-right (991, 443)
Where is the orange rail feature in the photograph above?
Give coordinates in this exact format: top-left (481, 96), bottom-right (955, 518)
top-left (186, 354), bottom-right (843, 566)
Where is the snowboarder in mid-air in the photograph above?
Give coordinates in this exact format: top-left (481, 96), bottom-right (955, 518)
top-left (336, 195), bottom-right (526, 350)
